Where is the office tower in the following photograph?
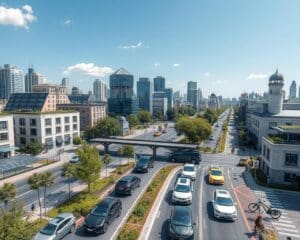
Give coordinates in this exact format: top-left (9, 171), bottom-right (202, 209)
top-left (93, 79), bottom-right (107, 102)
top-left (71, 86), bottom-right (81, 95)
top-left (61, 78), bottom-right (69, 94)
top-left (152, 92), bottom-right (168, 117)
top-left (187, 81), bottom-right (197, 107)
top-left (164, 88), bottom-right (173, 110)
top-left (208, 93), bottom-right (219, 109)
top-left (153, 76), bottom-right (166, 92)
top-left (137, 77), bottom-right (153, 113)
top-left (24, 67), bottom-right (45, 92)
top-left (0, 64), bottom-right (24, 99)
top-left (197, 88), bottom-right (203, 109)
top-left (108, 68), bottom-right (139, 115)
top-left (289, 80), bottom-right (297, 100)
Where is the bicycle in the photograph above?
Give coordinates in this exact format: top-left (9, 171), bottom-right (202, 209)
top-left (248, 199), bottom-right (281, 219)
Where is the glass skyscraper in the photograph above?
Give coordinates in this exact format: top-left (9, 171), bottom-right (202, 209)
top-left (137, 78), bottom-right (153, 113)
top-left (164, 88), bottom-right (173, 110)
top-left (108, 68), bottom-right (139, 115)
top-left (153, 76), bottom-right (165, 92)
top-left (93, 79), bottom-right (107, 102)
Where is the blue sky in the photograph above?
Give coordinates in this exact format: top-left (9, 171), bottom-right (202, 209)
top-left (1, 0), bottom-right (300, 98)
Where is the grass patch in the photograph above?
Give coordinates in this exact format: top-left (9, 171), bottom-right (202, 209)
top-left (200, 146), bottom-right (212, 153)
top-left (47, 162), bottom-right (134, 218)
top-left (117, 165), bottom-right (177, 240)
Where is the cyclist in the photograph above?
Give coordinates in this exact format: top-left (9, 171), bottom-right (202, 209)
top-left (254, 215), bottom-right (265, 232)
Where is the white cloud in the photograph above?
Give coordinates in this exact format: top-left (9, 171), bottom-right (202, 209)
top-left (63, 63), bottom-right (113, 77)
top-left (173, 63), bottom-right (180, 68)
top-left (247, 73), bottom-right (268, 80)
top-left (154, 62), bottom-right (160, 67)
top-left (203, 72), bottom-right (210, 77)
top-left (0, 5), bottom-right (36, 29)
top-left (64, 19), bottom-right (71, 25)
top-left (120, 42), bottom-right (143, 49)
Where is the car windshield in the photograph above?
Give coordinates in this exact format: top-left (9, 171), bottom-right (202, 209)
top-left (175, 184), bottom-right (190, 192)
top-left (216, 197), bottom-right (234, 206)
top-left (40, 223), bottom-right (57, 235)
top-left (172, 210), bottom-right (192, 226)
top-left (118, 180), bottom-right (128, 185)
top-left (183, 166), bottom-right (194, 172)
top-left (91, 206), bottom-right (108, 216)
top-left (211, 170), bottom-right (222, 176)
top-left (138, 158), bottom-right (148, 164)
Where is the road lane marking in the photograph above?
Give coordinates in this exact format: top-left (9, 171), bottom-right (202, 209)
top-left (272, 222), bottom-right (296, 228)
top-left (278, 219), bottom-right (293, 223)
top-left (198, 168), bottom-right (204, 240)
top-left (276, 227), bottom-right (298, 233)
top-left (278, 232), bottom-right (300, 238)
top-left (156, 210), bottom-right (160, 219)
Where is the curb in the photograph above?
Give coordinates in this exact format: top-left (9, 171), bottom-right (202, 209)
top-left (139, 166), bottom-right (181, 240)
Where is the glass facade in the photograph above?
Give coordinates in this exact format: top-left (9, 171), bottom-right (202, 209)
top-left (153, 76), bottom-right (165, 92)
top-left (137, 78), bottom-right (153, 113)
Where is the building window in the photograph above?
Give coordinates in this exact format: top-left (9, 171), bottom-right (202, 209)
top-left (266, 166), bottom-right (269, 176)
top-left (73, 124), bottom-right (77, 131)
top-left (30, 128), bottom-right (37, 136)
top-left (20, 128), bottom-right (26, 135)
top-left (72, 116), bottom-right (77, 123)
top-left (30, 119), bottom-right (37, 126)
top-left (269, 122), bottom-right (277, 129)
top-left (263, 145), bottom-right (266, 156)
top-left (266, 148), bottom-right (270, 161)
top-left (19, 118), bottom-right (25, 126)
top-left (56, 126), bottom-right (61, 134)
top-left (45, 118), bottom-right (52, 126)
top-left (45, 128), bottom-right (52, 136)
top-left (20, 137), bottom-right (26, 145)
top-left (65, 125), bottom-right (70, 132)
top-left (64, 117), bottom-right (70, 124)
top-left (285, 153), bottom-right (298, 167)
top-left (0, 133), bottom-right (8, 141)
top-left (284, 173), bottom-right (297, 183)
top-left (56, 118), bottom-right (61, 125)
top-left (0, 121), bottom-right (7, 130)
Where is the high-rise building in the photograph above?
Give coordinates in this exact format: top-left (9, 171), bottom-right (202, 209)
top-left (164, 88), bottom-right (173, 110)
top-left (153, 76), bottom-right (165, 92)
top-left (108, 68), bottom-right (139, 115)
top-left (61, 78), bottom-right (69, 94)
top-left (187, 81), bottom-right (197, 107)
top-left (197, 88), bottom-right (203, 109)
top-left (71, 86), bottom-right (82, 95)
top-left (208, 93), bottom-right (219, 109)
top-left (93, 79), bottom-right (107, 102)
top-left (24, 67), bottom-right (44, 92)
top-left (137, 78), bottom-right (153, 113)
top-left (289, 80), bottom-right (297, 100)
top-left (0, 64), bottom-right (24, 99)
top-left (152, 92), bottom-right (168, 117)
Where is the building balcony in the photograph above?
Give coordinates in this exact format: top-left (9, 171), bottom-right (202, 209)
top-left (265, 135), bottom-right (300, 145)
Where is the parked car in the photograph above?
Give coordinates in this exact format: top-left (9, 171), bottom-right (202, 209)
top-left (153, 131), bottom-right (161, 137)
top-left (168, 206), bottom-right (195, 240)
top-left (181, 164), bottom-right (196, 180)
top-left (134, 155), bottom-right (154, 173)
top-left (172, 178), bottom-right (193, 204)
top-left (34, 213), bottom-right (76, 240)
top-left (208, 167), bottom-right (224, 185)
top-left (212, 189), bottom-right (237, 221)
top-left (83, 197), bottom-right (122, 234)
top-left (115, 175), bottom-right (141, 195)
top-left (169, 149), bottom-right (201, 164)
top-left (69, 155), bottom-right (80, 163)
top-left (238, 158), bottom-right (250, 167)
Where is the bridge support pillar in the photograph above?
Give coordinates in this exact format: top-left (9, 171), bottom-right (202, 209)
top-left (103, 143), bottom-right (110, 154)
top-left (151, 146), bottom-right (157, 161)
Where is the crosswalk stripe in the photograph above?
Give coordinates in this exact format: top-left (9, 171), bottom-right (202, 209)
top-left (278, 232), bottom-right (300, 238)
top-left (278, 219), bottom-right (293, 224)
top-left (276, 227), bottom-right (298, 233)
top-left (272, 222), bottom-right (296, 228)
top-left (280, 216), bottom-right (290, 219)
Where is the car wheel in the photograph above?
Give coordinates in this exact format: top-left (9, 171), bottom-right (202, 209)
top-left (70, 224), bottom-right (76, 233)
top-left (171, 158), bottom-right (176, 162)
top-left (103, 223), bottom-right (108, 233)
top-left (117, 209), bottom-right (121, 218)
top-left (137, 181), bottom-right (141, 188)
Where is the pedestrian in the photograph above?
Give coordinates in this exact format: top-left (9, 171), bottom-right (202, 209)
top-left (254, 214), bottom-right (265, 232)
top-left (31, 203), bottom-right (35, 212)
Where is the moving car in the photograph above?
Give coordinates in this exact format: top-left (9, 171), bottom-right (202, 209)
top-left (169, 206), bottom-right (195, 240)
top-left (153, 131), bottom-right (161, 137)
top-left (115, 175), bottom-right (141, 195)
top-left (212, 189), bottom-right (237, 221)
top-left (69, 155), bottom-right (80, 163)
top-left (208, 167), bottom-right (224, 185)
top-left (169, 149), bottom-right (201, 164)
top-left (83, 197), bottom-right (122, 234)
top-left (134, 155), bottom-right (154, 173)
top-left (238, 158), bottom-right (250, 167)
top-left (34, 213), bottom-right (76, 240)
top-left (172, 178), bottom-right (193, 204)
top-left (181, 164), bottom-right (196, 180)
top-left (209, 136), bottom-right (215, 141)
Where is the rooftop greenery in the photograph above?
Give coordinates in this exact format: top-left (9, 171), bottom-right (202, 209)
top-left (278, 125), bottom-right (300, 130)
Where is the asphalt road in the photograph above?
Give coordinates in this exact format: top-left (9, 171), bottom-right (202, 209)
top-left (64, 161), bottom-right (168, 240)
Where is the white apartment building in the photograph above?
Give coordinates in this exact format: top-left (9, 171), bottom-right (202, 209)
top-left (0, 114), bottom-right (15, 158)
top-left (13, 111), bottom-right (80, 150)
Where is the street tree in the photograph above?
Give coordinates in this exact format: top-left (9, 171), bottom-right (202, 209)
top-left (128, 114), bottom-right (140, 128)
top-left (28, 173), bottom-right (43, 218)
top-left (102, 154), bottom-right (112, 177)
top-left (0, 183), bottom-right (16, 209)
top-left (119, 145), bottom-right (134, 164)
top-left (84, 117), bottom-right (121, 139)
top-left (138, 110), bottom-right (152, 123)
top-left (61, 163), bottom-right (77, 200)
top-left (18, 141), bottom-right (44, 156)
top-left (76, 142), bottom-right (102, 193)
top-left (40, 172), bottom-right (55, 215)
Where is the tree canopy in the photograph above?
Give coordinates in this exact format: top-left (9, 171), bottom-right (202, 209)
top-left (118, 145), bottom-right (135, 158)
top-left (18, 142), bottom-right (44, 156)
top-left (138, 110), bottom-right (152, 123)
top-left (128, 114), bottom-right (140, 128)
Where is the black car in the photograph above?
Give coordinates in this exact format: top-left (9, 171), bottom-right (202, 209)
top-left (83, 197), bottom-right (122, 234)
top-left (134, 155), bottom-right (154, 173)
top-left (169, 206), bottom-right (195, 240)
top-left (169, 149), bottom-right (201, 164)
top-left (115, 175), bottom-right (141, 195)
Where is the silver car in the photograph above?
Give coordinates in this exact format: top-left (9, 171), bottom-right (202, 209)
top-left (34, 213), bottom-right (76, 240)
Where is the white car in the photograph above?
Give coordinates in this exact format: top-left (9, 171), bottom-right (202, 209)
top-left (69, 155), bottom-right (80, 163)
top-left (181, 164), bottom-right (196, 180)
top-left (212, 189), bottom-right (237, 221)
top-left (172, 178), bottom-right (193, 204)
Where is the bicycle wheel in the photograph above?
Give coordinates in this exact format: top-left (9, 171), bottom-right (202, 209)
top-left (248, 203), bottom-right (259, 212)
top-left (270, 209), bottom-right (281, 219)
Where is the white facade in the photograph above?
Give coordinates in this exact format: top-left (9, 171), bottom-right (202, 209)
top-left (152, 97), bottom-right (168, 117)
top-left (0, 115), bottom-right (15, 158)
top-left (93, 79), bottom-right (107, 102)
top-left (13, 112), bottom-right (80, 149)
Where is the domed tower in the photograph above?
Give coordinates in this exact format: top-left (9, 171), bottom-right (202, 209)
top-left (268, 69), bottom-right (284, 114)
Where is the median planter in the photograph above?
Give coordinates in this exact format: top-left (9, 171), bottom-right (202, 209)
top-left (216, 112), bottom-right (230, 153)
top-left (117, 165), bottom-right (178, 240)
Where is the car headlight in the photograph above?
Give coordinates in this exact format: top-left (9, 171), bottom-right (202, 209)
top-left (215, 209), bottom-right (221, 214)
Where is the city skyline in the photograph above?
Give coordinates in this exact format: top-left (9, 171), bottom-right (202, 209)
top-left (1, 1), bottom-right (300, 98)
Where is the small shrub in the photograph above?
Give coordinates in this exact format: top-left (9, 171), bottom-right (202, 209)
top-left (73, 136), bottom-right (82, 145)
top-left (134, 205), bottom-right (146, 217)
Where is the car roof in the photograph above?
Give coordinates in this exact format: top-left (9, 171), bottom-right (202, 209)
top-left (98, 197), bottom-right (119, 208)
top-left (176, 177), bottom-right (191, 185)
top-left (49, 213), bottom-right (73, 225)
top-left (173, 206), bottom-right (191, 217)
top-left (215, 189), bottom-right (231, 198)
top-left (184, 163), bottom-right (195, 167)
top-left (120, 175), bottom-right (136, 182)
top-left (139, 155), bottom-right (152, 160)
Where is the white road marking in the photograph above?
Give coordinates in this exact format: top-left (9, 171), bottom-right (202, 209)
top-left (280, 216), bottom-right (290, 219)
top-left (272, 222), bottom-right (296, 228)
top-left (278, 232), bottom-right (300, 238)
top-left (276, 227), bottom-right (298, 233)
top-left (198, 168), bottom-right (205, 240)
top-left (278, 219), bottom-right (293, 224)
top-left (156, 210), bottom-right (160, 219)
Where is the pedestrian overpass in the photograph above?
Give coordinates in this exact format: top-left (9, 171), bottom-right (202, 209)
top-left (90, 137), bottom-right (200, 160)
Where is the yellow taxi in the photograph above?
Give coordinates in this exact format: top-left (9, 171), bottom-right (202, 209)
top-left (208, 167), bottom-right (225, 185)
top-left (153, 131), bottom-right (161, 137)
